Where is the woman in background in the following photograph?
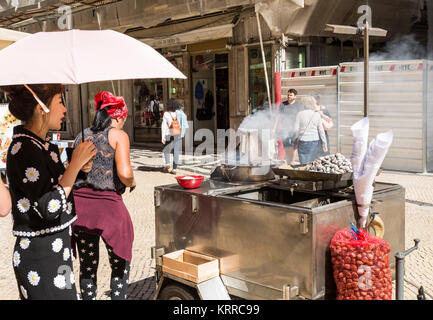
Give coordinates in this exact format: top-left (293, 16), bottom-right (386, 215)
top-left (161, 99), bottom-right (183, 174)
top-left (176, 103), bottom-right (189, 147)
top-left (72, 91), bottom-right (135, 300)
top-left (150, 95), bottom-right (161, 127)
top-left (294, 95), bottom-right (328, 164)
top-left (314, 95), bottom-right (333, 156)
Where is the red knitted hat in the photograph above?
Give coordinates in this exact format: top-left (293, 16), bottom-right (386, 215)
top-left (94, 91), bottom-right (128, 119)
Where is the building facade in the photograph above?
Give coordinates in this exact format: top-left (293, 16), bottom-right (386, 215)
top-left (0, 0), bottom-right (429, 147)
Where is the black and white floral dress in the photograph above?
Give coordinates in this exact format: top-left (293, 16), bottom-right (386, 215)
top-left (7, 125), bottom-right (78, 300)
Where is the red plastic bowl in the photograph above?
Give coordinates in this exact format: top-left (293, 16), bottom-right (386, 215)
top-left (176, 175), bottom-right (204, 189)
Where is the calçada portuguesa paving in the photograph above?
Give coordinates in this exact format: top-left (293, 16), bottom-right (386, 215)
top-left (1, 148), bottom-right (433, 300)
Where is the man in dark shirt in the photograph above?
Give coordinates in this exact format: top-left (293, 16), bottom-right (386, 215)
top-left (278, 88), bottom-right (303, 164)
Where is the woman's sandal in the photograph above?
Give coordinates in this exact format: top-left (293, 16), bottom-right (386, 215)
top-left (162, 165), bottom-right (170, 173)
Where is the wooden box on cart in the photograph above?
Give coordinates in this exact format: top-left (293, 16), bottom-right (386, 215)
top-left (162, 249), bottom-right (219, 283)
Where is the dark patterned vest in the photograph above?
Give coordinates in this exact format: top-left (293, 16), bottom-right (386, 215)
top-left (74, 127), bottom-right (126, 194)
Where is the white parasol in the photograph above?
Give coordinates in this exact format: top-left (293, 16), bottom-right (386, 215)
top-left (0, 27), bottom-right (30, 50)
top-left (350, 117), bottom-right (393, 227)
top-left (0, 29), bottom-right (186, 85)
top-left (0, 29), bottom-right (186, 140)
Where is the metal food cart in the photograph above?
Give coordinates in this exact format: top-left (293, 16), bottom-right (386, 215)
top-left (151, 166), bottom-right (405, 300)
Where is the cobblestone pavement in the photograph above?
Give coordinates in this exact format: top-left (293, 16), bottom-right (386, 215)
top-left (375, 172), bottom-right (433, 300)
top-left (0, 149), bottom-right (213, 301)
top-left (1, 149), bottom-right (433, 300)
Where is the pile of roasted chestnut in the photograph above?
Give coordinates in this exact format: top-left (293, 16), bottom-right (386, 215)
top-left (305, 152), bottom-right (353, 174)
top-left (330, 228), bottom-right (393, 300)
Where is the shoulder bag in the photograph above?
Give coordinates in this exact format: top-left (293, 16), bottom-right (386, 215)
top-left (169, 112), bottom-right (181, 135)
top-left (294, 111), bottom-right (317, 150)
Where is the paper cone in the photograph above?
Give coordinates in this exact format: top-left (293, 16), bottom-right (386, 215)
top-left (350, 117), bottom-right (369, 178)
top-left (350, 118), bottom-right (393, 227)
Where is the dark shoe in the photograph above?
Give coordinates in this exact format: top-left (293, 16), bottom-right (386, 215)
top-left (162, 166), bottom-right (170, 173)
top-left (170, 169), bottom-right (176, 175)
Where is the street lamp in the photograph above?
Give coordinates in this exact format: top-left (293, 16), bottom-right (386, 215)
top-left (325, 23), bottom-right (387, 117)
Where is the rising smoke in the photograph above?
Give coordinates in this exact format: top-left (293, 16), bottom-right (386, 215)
top-left (370, 34), bottom-right (426, 61)
top-left (222, 104), bottom-right (301, 165)
top-left (222, 107), bottom-right (277, 165)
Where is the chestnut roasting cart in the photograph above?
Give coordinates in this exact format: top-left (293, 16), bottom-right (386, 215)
top-left (151, 166), bottom-right (405, 300)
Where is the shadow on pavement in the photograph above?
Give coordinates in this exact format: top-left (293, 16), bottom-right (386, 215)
top-left (102, 276), bottom-right (156, 300)
top-left (127, 276), bottom-right (156, 300)
top-left (136, 165), bottom-right (165, 172)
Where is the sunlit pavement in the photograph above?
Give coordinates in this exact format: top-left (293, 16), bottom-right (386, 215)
top-left (1, 149), bottom-right (433, 300)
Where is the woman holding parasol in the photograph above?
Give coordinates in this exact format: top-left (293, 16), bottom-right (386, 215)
top-left (0, 84), bottom-right (96, 299)
top-left (0, 29), bottom-right (186, 300)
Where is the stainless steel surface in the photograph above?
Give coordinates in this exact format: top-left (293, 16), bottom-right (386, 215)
top-left (272, 167), bottom-right (353, 182)
top-left (159, 179), bottom-right (274, 196)
top-left (154, 190), bottom-right (161, 207)
top-left (218, 163), bottom-right (275, 182)
top-left (220, 274), bottom-right (283, 300)
top-left (197, 277), bottom-right (231, 300)
top-left (161, 273), bottom-right (198, 290)
top-left (283, 284), bottom-right (299, 300)
top-left (153, 275), bottom-right (164, 300)
top-left (155, 179), bottom-right (405, 300)
top-left (151, 246), bottom-right (165, 261)
top-left (299, 213), bottom-right (309, 234)
top-left (277, 177), bottom-right (352, 191)
top-left (191, 195), bottom-right (199, 214)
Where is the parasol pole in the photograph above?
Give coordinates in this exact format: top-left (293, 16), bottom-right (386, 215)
top-left (79, 85), bottom-right (85, 143)
top-left (96, 9), bottom-right (117, 97)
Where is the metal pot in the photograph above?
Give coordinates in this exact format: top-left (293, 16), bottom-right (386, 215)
top-left (219, 163), bottom-right (275, 182)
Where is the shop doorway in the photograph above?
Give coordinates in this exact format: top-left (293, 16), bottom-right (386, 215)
top-left (133, 79), bottom-right (164, 142)
top-left (191, 52), bottom-right (229, 144)
top-left (215, 53), bottom-right (229, 131)
top-left (248, 46), bottom-right (272, 113)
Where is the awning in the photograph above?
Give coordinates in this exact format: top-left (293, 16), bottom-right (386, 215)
top-left (256, 0), bottom-right (421, 40)
top-left (140, 23), bottom-right (234, 49)
top-left (0, 27), bottom-right (29, 49)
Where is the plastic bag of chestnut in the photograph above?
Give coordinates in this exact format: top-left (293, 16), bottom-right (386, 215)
top-left (330, 228), bottom-right (393, 300)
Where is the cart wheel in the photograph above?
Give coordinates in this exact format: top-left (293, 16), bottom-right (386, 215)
top-left (158, 284), bottom-right (198, 300)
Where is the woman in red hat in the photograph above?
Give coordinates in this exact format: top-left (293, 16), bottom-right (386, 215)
top-left (72, 91), bottom-right (136, 300)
